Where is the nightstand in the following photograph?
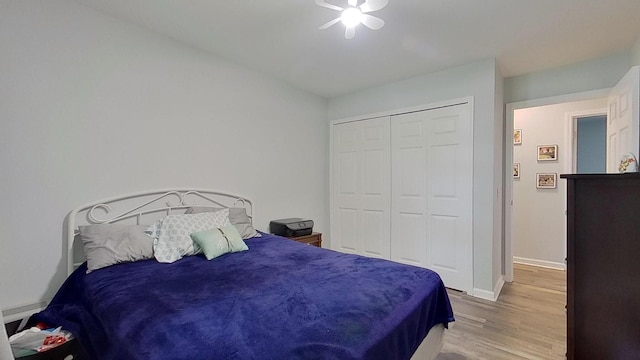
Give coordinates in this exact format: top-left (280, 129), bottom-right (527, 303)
top-left (287, 232), bottom-right (322, 247)
top-left (5, 319), bottom-right (85, 359)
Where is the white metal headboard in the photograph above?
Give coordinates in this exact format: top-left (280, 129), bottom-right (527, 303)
top-left (66, 189), bottom-right (254, 276)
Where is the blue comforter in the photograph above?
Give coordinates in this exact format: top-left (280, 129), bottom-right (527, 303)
top-left (34, 233), bottom-right (454, 360)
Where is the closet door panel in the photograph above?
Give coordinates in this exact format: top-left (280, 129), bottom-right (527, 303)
top-left (394, 212), bottom-right (427, 266)
top-left (360, 119), bottom-right (391, 258)
top-left (362, 210), bottom-right (387, 258)
top-left (333, 121), bottom-right (361, 254)
top-left (430, 215), bottom-right (458, 269)
top-left (391, 104), bottom-right (473, 292)
top-left (425, 105), bottom-right (473, 292)
top-left (338, 152), bottom-right (358, 197)
top-left (391, 113), bottom-right (428, 267)
top-left (331, 117), bottom-right (391, 257)
top-left (338, 208), bottom-right (358, 252)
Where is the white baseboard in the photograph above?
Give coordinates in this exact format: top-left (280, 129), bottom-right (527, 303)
top-left (1, 301), bottom-right (47, 323)
top-left (472, 288), bottom-right (494, 301)
top-left (513, 256), bottom-right (566, 270)
top-left (472, 275), bottom-right (504, 302)
top-left (493, 275), bottom-right (505, 300)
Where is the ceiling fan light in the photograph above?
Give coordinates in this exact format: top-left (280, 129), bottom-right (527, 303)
top-left (341, 7), bottom-right (362, 27)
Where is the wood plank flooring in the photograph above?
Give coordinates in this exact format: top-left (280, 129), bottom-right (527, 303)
top-left (436, 264), bottom-right (566, 360)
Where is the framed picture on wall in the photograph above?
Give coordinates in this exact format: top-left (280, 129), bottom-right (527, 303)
top-left (513, 129), bottom-right (522, 145)
top-left (536, 173), bottom-right (557, 189)
top-left (537, 145), bottom-right (558, 161)
top-left (513, 163), bottom-right (520, 179)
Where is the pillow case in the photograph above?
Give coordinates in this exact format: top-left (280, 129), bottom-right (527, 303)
top-left (150, 209), bottom-right (230, 263)
top-left (79, 224), bottom-right (154, 273)
top-left (190, 224), bottom-right (248, 260)
top-left (185, 207), bottom-right (260, 239)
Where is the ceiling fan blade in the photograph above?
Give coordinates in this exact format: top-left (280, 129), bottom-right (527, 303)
top-left (348, 0), bottom-right (358, 7)
top-left (315, 0), bottom-right (343, 12)
top-left (319, 17), bottom-right (341, 30)
top-left (360, 0), bottom-right (388, 13)
top-left (345, 26), bottom-right (356, 39)
top-left (361, 14), bottom-right (384, 30)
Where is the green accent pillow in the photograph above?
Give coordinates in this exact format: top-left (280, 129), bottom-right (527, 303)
top-left (190, 225), bottom-right (248, 260)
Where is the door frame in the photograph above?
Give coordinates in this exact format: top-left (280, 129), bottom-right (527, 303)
top-left (565, 109), bottom-right (607, 174)
top-left (561, 109), bottom-right (607, 263)
top-left (503, 89), bottom-right (609, 282)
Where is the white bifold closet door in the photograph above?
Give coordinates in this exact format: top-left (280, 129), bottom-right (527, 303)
top-left (391, 104), bottom-right (473, 292)
top-left (331, 116), bottom-right (391, 258)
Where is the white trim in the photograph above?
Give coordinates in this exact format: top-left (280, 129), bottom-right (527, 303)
top-left (507, 89), bottom-right (610, 112)
top-left (563, 109), bottom-right (607, 263)
top-left (471, 275), bottom-right (504, 302)
top-left (330, 96), bottom-right (474, 125)
top-left (471, 288), bottom-right (494, 301)
top-left (1, 300), bottom-right (47, 323)
top-left (503, 113), bottom-right (513, 283)
top-left (493, 275), bottom-right (505, 300)
top-left (504, 88), bottom-right (610, 283)
top-left (0, 303), bottom-right (11, 360)
top-left (565, 114), bottom-right (576, 174)
top-left (565, 108), bottom-right (608, 174)
top-left (513, 256), bottom-right (566, 270)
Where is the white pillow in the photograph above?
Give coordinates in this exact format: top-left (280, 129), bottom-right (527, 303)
top-left (80, 224), bottom-right (154, 273)
top-left (149, 209), bottom-right (230, 263)
top-left (185, 207), bottom-right (261, 239)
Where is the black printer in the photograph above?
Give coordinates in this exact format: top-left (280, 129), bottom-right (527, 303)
top-left (270, 218), bottom-right (314, 237)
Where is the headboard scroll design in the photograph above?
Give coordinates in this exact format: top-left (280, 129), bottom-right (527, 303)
top-left (67, 189), bottom-right (254, 275)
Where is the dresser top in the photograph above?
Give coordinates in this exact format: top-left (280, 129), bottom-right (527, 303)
top-left (560, 173), bottom-right (640, 180)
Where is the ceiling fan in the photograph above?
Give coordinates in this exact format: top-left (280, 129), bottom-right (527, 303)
top-left (316, 0), bottom-right (388, 39)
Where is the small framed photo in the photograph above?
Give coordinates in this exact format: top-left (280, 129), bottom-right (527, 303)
top-left (513, 129), bottom-right (522, 145)
top-left (513, 163), bottom-right (520, 179)
top-left (537, 145), bottom-right (558, 161)
top-left (536, 173), bottom-right (557, 189)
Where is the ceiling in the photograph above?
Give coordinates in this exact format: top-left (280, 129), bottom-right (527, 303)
top-left (76, 0), bottom-right (640, 98)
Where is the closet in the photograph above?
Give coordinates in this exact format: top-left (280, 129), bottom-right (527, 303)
top-left (330, 102), bottom-right (473, 292)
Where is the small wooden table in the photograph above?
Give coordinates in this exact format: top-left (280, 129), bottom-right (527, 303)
top-left (287, 232), bottom-right (322, 248)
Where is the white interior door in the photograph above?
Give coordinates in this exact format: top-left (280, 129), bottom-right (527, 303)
top-left (331, 117), bottom-right (391, 258)
top-left (607, 66), bottom-right (639, 172)
top-left (391, 104), bottom-right (473, 292)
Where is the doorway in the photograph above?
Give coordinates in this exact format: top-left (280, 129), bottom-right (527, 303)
top-left (511, 102), bottom-right (605, 271)
top-left (575, 115), bottom-right (607, 173)
top-left (504, 90), bottom-right (610, 282)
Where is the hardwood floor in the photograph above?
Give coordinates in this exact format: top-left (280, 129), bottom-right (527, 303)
top-left (436, 264), bottom-right (566, 360)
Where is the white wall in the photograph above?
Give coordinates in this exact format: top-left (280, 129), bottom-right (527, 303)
top-left (632, 35), bottom-right (640, 66)
top-left (504, 52), bottom-right (630, 103)
top-left (328, 59), bottom-right (502, 295)
top-left (512, 98), bottom-right (606, 268)
top-left (0, 0), bottom-right (328, 310)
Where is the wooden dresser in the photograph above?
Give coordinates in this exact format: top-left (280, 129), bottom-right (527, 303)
top-left (562, 173), bottom-right (640, 359)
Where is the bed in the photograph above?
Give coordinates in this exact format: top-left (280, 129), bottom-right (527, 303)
top-left (32, 189), bottom-right (454, 360)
